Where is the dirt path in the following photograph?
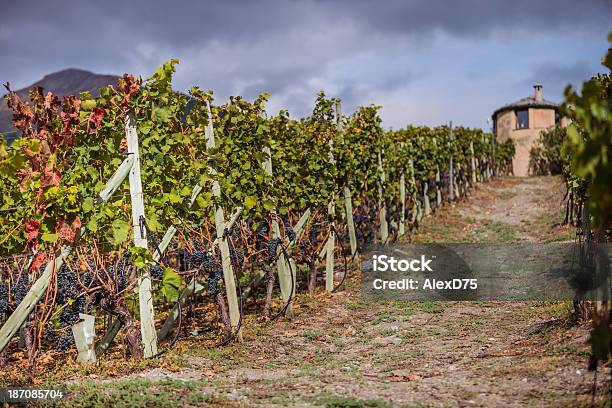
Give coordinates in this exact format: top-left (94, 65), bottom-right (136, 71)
top-left (63, 176), bottom-right (610, 407)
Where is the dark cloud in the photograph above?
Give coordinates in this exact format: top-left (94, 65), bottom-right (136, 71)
top-left (521, 60), bottom-right (602, 99)
top-left (328, 0), bottom-right (612, 37)
top-left (1, 0), bottom-right (610, 126)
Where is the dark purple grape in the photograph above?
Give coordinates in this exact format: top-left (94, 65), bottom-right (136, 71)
top-left (56, 332), bottom-right (75, 351)
top-left (150, 265), bottom-right (163, 280)
top-left (230, 248), bottom-right (244, 271)
top-left (266, 238), bottom-right (282, 262)
top-left (206, 268), bottom-right (224, 297)
top-left (60, 308), bottom-right (80, 326)
top-left (12, 280), bottom-right (27, 305)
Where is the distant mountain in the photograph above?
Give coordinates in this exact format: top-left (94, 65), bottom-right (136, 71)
top-left (0, 68), bottom-right (120, 138)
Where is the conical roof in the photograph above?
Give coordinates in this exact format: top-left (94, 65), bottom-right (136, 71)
top-left (492, 90), bottom-right (559, 118)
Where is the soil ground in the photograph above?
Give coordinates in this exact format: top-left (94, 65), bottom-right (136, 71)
top-left (2, 176), bottom-right (610, 407)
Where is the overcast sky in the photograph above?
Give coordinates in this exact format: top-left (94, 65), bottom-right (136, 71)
top-left (1, 0), bottom-right (611, 130)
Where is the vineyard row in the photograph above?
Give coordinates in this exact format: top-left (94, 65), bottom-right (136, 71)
top-left (0, 60), bottom-right (514, 367)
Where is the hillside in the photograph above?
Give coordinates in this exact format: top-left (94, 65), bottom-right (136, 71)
top-left (0, 68), bottom-right (119, 136)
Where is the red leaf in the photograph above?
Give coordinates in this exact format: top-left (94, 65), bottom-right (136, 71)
top-left (117, 75), bottom-right (141, 110)
top-left (44, 91), bottom-right (55, 110)
top-left (3, 83), bottom-right (34, 136)
top-left (25, 219), bottom-right (40, 241)
top-left (87, 107), bottom-right (105, 132)
top-left (41, 167), bottom-right (61, 187)
top-left (55, 217), bottom-right (81, 243)
top-left (72, 216), bottom-right (82, 230)
top-left (29, 252), bottom-right (45, 273)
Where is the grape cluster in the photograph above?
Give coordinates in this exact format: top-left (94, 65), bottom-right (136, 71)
top-left (266, 238), bottom-right (282, 262)
top-left (42, 323), bottom-right (57, 345)
top-left (308, 225), bottom-right (320, 244)
top-left (58, 291), bottom-right (86, 327)
top-left (354, 205), bottom-right (376, 244)
top-left (286, 225), bottom-right (296, 243)
top-left (188, 251), bottom-right (215, 272)
top-left (230, 224), bottom-right (240, 241)
top-left (255, 221), bottom-right (270, 251)
top-left (12, 279), bottom-right (27, 305)
top-left (206, 268), bottom-right (224, 297)
top-left (256, 221), bottom-right (269, 237)
top-left (56, 331), bottom-right (75, 352)
top-left (57, 264), bottom-right (79, 305)
top-left (150, 265), bottom-right (163, 280)
top-left (0, 283), bottom-right (8, 317)
top-left (60, 306), bottom-right (81, 326)
top-left (369, 206), bottom-right (377, 220)
top-left (229, 248), bottom-right (244, 271)
top-left (111, 256), bottom-right (133, 292)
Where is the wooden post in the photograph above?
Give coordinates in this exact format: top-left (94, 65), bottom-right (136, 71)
top-left (343, 187), bottom-right (357, 257)
top-left (205, 102), bottom-right (242, 338)
top-left (72, 314), bottom-right (96, 363)
top-left (470, 141), bottom-right (476, 186)
top-left (399, 172), bottom-right (406, 236)
top-left (377, 150), bottom-right (389, 243)
top-left (485, 135), bottom-right (491, 179)
top-left (435, 169), bottom-right (442, 206)
top-left (491, 132), bottom-right (496, 177)
top-left (409, 159), bottom-right (420, 223)
top-left (285, 209), bottom-right (311, 305)
top-left (454, 170), bottom-right (460, 198)
top-left (423, 179), bottom-right (431, 216)
top-left (126, 113), bottom-right (157, 358)
top-left (433, 137), bottom-right (442, 206)
top-left (325, 201), bottom-right (335, 292)
top-left (263, 145), bottom-right (294, 317)
top-left (325, 122), bottom-right (337, 292)
top-left (337, 101), bottom-right (358, 259)
top-left (97, 156), bottom-right (135, 203)
top-left (449, 121), bottom-right (454, 201)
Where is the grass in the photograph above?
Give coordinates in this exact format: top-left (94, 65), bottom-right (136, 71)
top-left (51, 378), bottom-right (219, 408)
top-left (544, 344), bottom-right (589, 357)
top-left (390, 300), bottom-right (447, 315)
top-left (477, 220), bottom-right (518, 242)
top-left (410, 210), bottom-right (473, 243)
top-left (312, 394), bottom-right (393, 408)
top-left (0, 348), bottom-right (188, 388)
top-left (529, 206), bottom-right (575, 243)
top-left (303, 329), bottom-right (325, 340)
top-left (346, 300), bottom-right (370, 310)
top-left (186, 343), bottom-right (246, 368)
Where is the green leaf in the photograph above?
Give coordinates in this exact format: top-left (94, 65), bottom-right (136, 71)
top-left (161, 268), bottom-right (183, 302)
top-left (263, 199), bottom-right (275, 211)
top-left (41, 233), bottom-right (58, 243)
top-left (111, 219), bottom-right (131, 245)
top-left (244, 195), bottom-right (257, 210)
top-left (168, 192), bottom-right (182, 203)
top-left (82, 197), bottom-right (94, 213)
top-left (195, 194), bottom-right (212, 209)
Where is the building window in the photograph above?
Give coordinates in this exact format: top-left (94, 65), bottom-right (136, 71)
top-left (516, 109), bottom-right (529, 129)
